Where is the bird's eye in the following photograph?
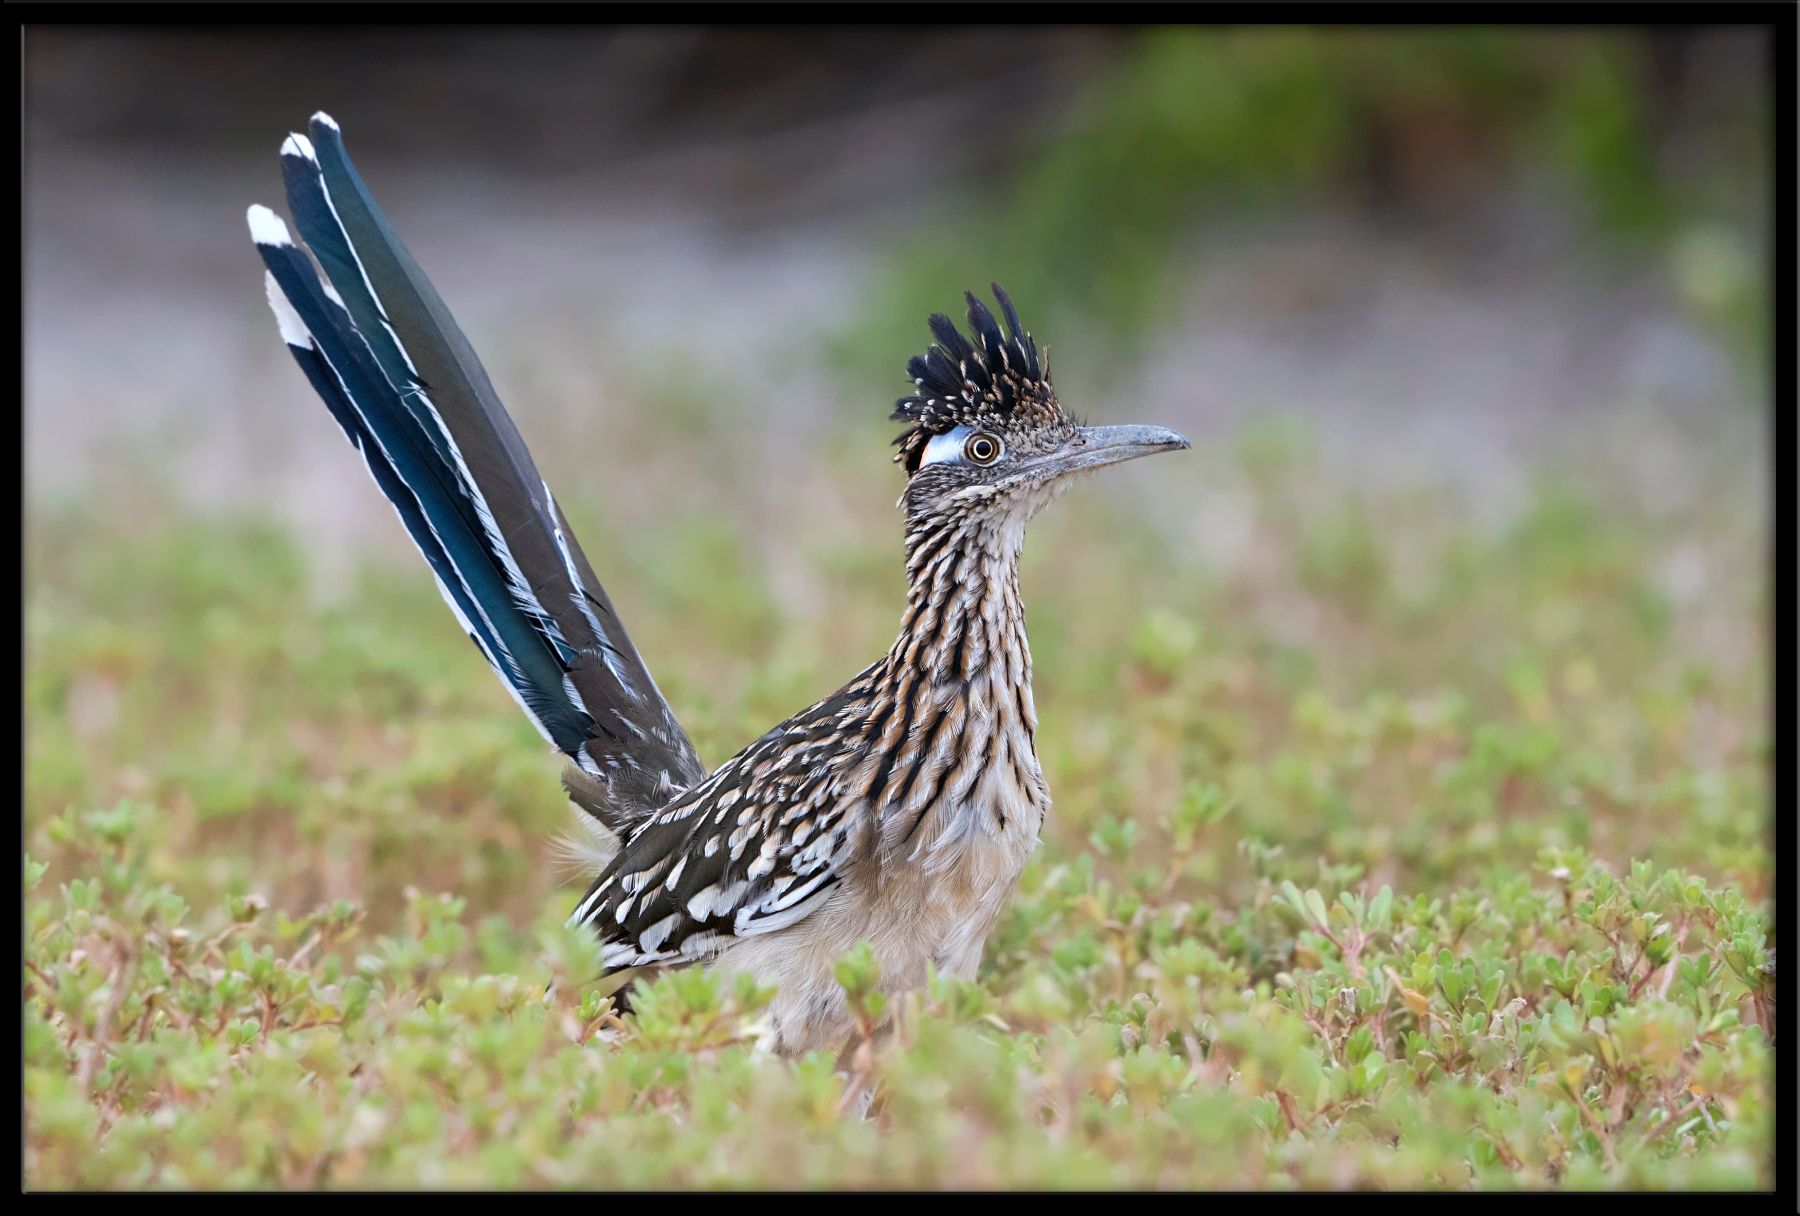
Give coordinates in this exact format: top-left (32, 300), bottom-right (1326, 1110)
top-left (917, 426), bottom-right (1004, 469)
top-left (964, 432), bottom-right (1003, 465)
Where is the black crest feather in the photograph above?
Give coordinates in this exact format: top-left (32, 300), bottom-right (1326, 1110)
top-left (891, 284), bottom-right (1060, 472)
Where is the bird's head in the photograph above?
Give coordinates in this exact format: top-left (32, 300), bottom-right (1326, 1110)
top-left (891, 286), bottom-right (1189, 544)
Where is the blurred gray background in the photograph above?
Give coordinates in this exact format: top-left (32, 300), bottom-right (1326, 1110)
top-left (25, 27), bottom-right (1772, 575)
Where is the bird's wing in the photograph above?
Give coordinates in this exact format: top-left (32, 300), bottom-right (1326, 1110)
top-left (248, 113), bottom-right (705, 830)
top-left (567, 670), bottom-right (881, 968)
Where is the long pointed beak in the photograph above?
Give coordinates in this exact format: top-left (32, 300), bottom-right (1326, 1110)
top-left (1033, 424), bottom-right (1191, 478)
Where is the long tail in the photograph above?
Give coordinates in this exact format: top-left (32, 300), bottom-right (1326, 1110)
top-left (247, 112), bottom-right (704, 833)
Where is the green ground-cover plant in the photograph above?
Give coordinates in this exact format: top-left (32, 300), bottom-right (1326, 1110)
top-left (24, 412), bottom-right (1770, 1188)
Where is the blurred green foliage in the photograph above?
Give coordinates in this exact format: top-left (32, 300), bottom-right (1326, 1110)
top-left (834, 28), bottom-right (1766, 388)
top-left (24, 407), bottom-right (1770, 1187)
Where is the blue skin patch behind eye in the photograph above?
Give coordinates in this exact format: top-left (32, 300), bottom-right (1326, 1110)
top-left (921, 426), bottom-right (1005, 467)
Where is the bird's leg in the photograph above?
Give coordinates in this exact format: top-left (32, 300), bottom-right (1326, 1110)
top-left (833, 1016), bottom-right (896, 1121)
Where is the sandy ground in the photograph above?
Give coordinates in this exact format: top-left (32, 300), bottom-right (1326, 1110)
top-left (25, 136), bottom-right (1766, 574)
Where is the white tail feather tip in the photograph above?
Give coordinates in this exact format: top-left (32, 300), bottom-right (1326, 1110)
top-left (262, 271), bottom-right (313, 348)
top-left (311, 111), bottom-right (340, 131)
top-left (280, 132), bottom-right (317, 161)
top-left (246, 204), bottom-right (293, 247)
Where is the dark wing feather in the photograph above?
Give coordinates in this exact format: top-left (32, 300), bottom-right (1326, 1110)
top-left (567, 668), bottom-right (882, 969)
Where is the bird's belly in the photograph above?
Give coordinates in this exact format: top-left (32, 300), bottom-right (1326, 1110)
top-left (714, 793), bottom-right (1042, 1055)
top-left (895, 797), bottom-right (1042, 979)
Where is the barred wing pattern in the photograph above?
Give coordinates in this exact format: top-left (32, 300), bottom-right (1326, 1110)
top-left (568, 665), bottom-right (885, 968)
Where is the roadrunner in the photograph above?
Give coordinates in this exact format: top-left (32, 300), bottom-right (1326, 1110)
top-left (248, 113), bottom-right (1188, 1055)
